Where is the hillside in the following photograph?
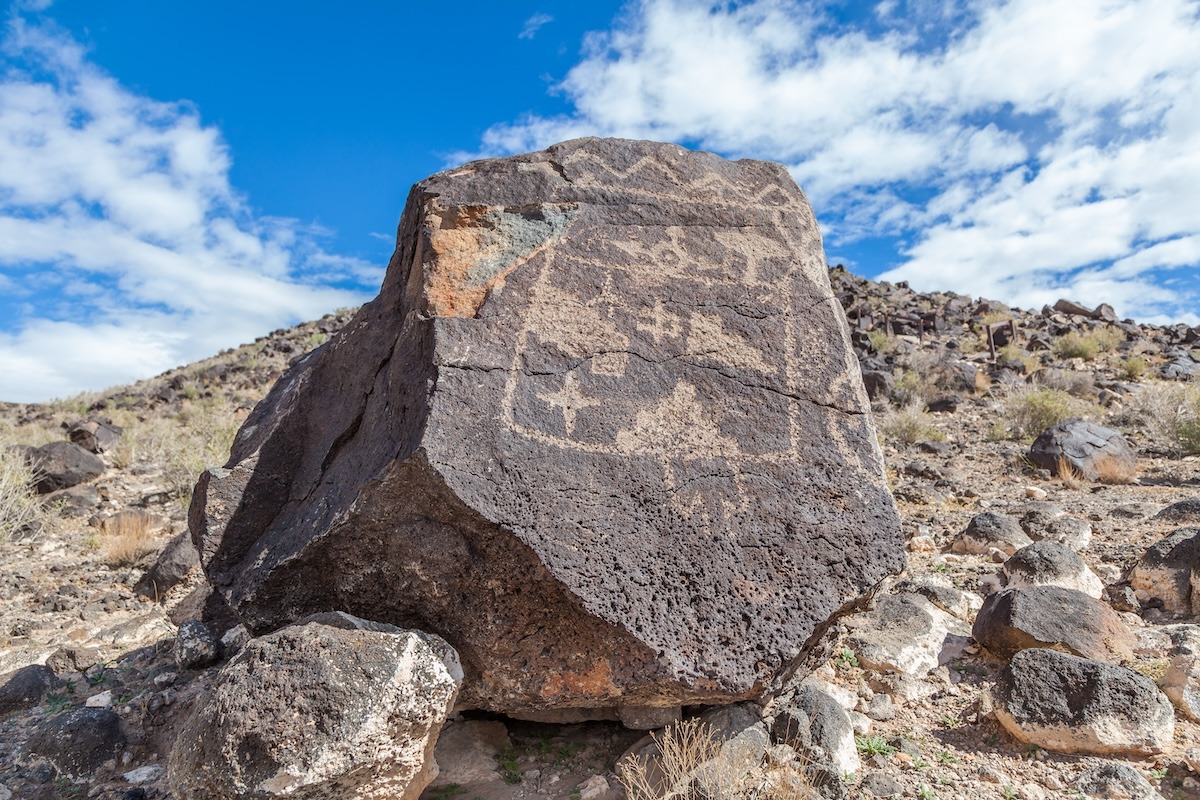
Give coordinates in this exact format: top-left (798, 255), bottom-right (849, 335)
top-left (1, 267), bottom-right (1199, 800)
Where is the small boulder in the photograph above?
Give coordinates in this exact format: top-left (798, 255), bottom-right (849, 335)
top-left (1031, 517), bottom-right (1093, 551)
top-left (0, 665), bottom-right (61, 718)
top-left (952, 512), bottom-right (1032, 556)
top-left (174, 620), bottom-right (221, 670)
top-left (1131, 528), bottom-right (1200, 614)
top-left (135, 532), bottom-right (200, 600)
top-left (993, 649), bottom-right (1174, 756)
top-left (24, 441), bottom-right (105, 494)
top-left (1028, 420), bottom-right (1136, 482)
top-left (1002, 542), bottom-right (1103, 598)
top-left (845, 593), bottom-right (971, 675)
top-left (1074, 762), bottom-right (1161, 799)
top-left (1156, 498), bottom-right (1200, 524)
top-left (972, 586), bottom-right (1134, 662)
top-left (428, 720), bottom-right (512, 788)
top-left (168, 615), bottom-right (461, 800)
top-left (1019, 502), bottom-right (1067, 535)
top-left (1161, 654), bottom-right (1200, 722)
top-left (67, 419), bottom-right (123, 454)
top-left (25, 708), bottom-right (126, 779)
top-left (694, 704), bottom-right (771, 799)
top-left (770, 684), bottom-right (860, 778)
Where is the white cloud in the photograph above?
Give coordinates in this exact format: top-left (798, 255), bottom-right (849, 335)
top-left (0, 15), bottom-right (378, 402)
top-left (472, 0), bottom-right (1200, 325)
top-left (519, 13), bottom-right (554, 40)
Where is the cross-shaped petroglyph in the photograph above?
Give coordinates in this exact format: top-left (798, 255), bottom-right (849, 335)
top-left (539, 371), bottom-right (600, 436)
top-left (636, 299), bottom-right (686, 345)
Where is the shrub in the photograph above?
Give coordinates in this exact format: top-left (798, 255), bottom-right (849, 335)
top-left (1003, 387), bottom-right (1095, 440)
top-left (1052, 327), bottom-right (1124, 361)
top-left (1118, 383), bottom-right (1200, 456)
top-left (878, 403), bottom-right (945, 446)
top-left (1115, 356), bottom-right (1148, 382)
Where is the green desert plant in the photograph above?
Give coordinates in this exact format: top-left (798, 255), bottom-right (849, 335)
top-left (1118, 383), bottom-right (1200, 455)
top-left (1003, 386), bottom-right (1096, 440)
top-left (0, 441), bottom-right (48, 542)
top-left (878, 402), bottom-right (945, 446)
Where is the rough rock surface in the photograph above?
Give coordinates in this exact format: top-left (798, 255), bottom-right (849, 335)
top-left (168, 616), bottom-right (462, 800)
top-left (845, 592), bottom-right (971, 675)
top-left (23, 441), bottom-right (105, 494)
top-left (972, 586), bottom-right (1134, 662)
top-left (134, 532), bottom-right (200, 600)
top-left (1130, 527), bottom-right (1200, 614)
top-left (24, 708), bottom-right (126, 779)
top-left (993, 649), bottom-right (1174, 756)
top-left (1028, 420), bottom-right (1136, 482)
top-left (1002, 541), bottom-right (1104, 598)
top-left (189, 137), bottom-right (904, 713)
top-left (952, 511), bottom-right (1032, 556)
top-left (0, 665), bottom-right (60, 718)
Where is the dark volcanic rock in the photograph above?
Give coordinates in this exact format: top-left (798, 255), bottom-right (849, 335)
top-left (135, 531), bottom-right (200, 600)
top-left (1028, 419), bottom-right (1136, 482)
top-left (190, 138), bottom-right (904, 713)
top-left (0, 664), bottom-right (61, 718)
top-left (25, 707), bottom-right (126, 779)
top-left (24, 440), bottom-right (105, 494)
top-left (972, 586), bottom-right (1133, 662)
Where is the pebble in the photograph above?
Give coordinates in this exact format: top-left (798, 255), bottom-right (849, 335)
top-left (1025, 486), bottom-right (1049, 500)
top-left (123, 764), bottom-right (165, 784)
top-left (85, 690), bottom-right (113, 708)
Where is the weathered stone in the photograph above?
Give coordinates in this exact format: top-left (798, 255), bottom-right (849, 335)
top-left (0, 665), bottom-right (61, 718)
top-left (845, 592), bottom-right (971, 675)
top-left (1002, 542), bottom-right (1103, 598)
top-left (1028, 420), bottom-right (1136, 482)
top-left (1031, 516), bottom-right (1093, 551)
top-left (618, 705), bottom-right (682, 730)
top-left (993, 649), bottom-right (1174, 756)
top-left (1156, 498), bottom-right (1200, 524)
top-left (770, 684), bottom-right (860, 778)
top-left (1074, 762), bottom-right (1161, 799)
top-left (173, 620), bottom-right (221, 670)
top-left (1131, 528), bottom-right (1200, 614)
top-left (135, 531), bottom-right (200, 600)
top-left (168, 616), bottom-right (461, 800)
top-left (189, 138), bottom-right (904, 713)
top-left (67, 418), bottom-right (123, 454)
top-left (1019, 502), bottom-right (1067, 535)
top-left (952, 512), bottom-right (1032, 556)
top-left (1161, 653), bottom-right (1200, 721)
top-left (695, 703), bottom-right (770, 798)
top-left (427, 719), bottom-right (512, 789)
top-left (25, 708), bottom-right (126, 779)
top-left (24, 441), bottom-right (104, 494)
top-left (1053, 299), bottom-right (1096, 318)
top-left (972, 586), bottom-right (1133, 662)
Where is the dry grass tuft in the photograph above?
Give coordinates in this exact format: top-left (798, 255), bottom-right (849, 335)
top-left (1094, 453), bottom-right (1137, 485)
top-left (0, 443), bottom-right (46, 541)
top-left (1116, 383), bottom-right (1200, 456)
top-left (97, 512), bottom-right (161, 567)
top-left (1055, 457), bottom-right (1086, 490)
top-left (878, 402), bottom-right (945, 446)
top-left (619, 719), bottom-right (817, 800)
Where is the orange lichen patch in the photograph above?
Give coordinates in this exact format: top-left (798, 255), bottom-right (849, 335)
top-left (540, 658), bottom-right (619, 700)
top-left (424, 205), bottom-right (498, 318)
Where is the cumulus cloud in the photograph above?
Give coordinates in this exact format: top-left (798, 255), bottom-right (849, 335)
top-left (471, 0), bottom-right (1200, 325)
top-left (0, 14), bottom-right (380, 402)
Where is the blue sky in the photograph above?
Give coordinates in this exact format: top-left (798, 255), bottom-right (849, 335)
top-left (1, 0), bottom-right (1198, 402)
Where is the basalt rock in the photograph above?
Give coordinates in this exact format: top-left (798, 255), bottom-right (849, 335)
top-left (190, 138), bottom-right (904, 714)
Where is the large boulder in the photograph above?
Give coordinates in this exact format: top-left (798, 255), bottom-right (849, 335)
top-left (972, 586), bottom-right (1134, 662)
top-left (1028, 420), bottom-right (1136, 482)
top-left (190, 138), bottom-right (904, 713)
top-left (993, 649), bottom-right (1174, 756)
top-left (168, 614), bottom-right (461, 800)
top-left (23, 441), bottom-right (104, 494)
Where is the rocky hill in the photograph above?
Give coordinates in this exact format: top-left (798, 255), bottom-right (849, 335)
top-left (2, 232), bottom-right (1200, 796)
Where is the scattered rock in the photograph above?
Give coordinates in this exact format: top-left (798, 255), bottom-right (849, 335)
top-left (67, 418), bottom-right (123, 454)
top-left (846, 592), bottom-right (971, 676)
top-left (1002, 541), bottom-right (1104, 598)
top-left (1131, 528), bottom-right (1200, 614)
top-left (189, 137), bottom-right (905, 714)
top-left (173, 620), bottom-right (221, 670)
top-left (952, 512), bottom-right (1032, 556)
top-left (993, 649), bottom-right (1174, 756)
top-left (973, 585), bottom-right (1134, 662)
top-left (618, 705), bottom-right (682, 730)
top-left (168, 615), bottom-right (462, 800)
top-left (771, 684), bottom-right (861, 778)
top-left (24, 707), bottom-right (126, 779)
top-left (1028, 420), bottom-right (1136, 482)
top-left (695, 704), bottom-right (771, 798)
top-left (428, 719), bottom-right (511, 788)
top-left (134, 532), bottom-right (200, 600)
top-left (24, 441), bottom-right (105, 494)
top-left (1156, 498), bottom-right (1200, 524)
top-left (1160, 653), bottom-right (1200, 721)
top-left (0, 664), bottom-right (61, 718)
top-left (1074, 761), bottom-right (1162, 799)
top-left (1032, 516), bottom-right (1093, 551)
